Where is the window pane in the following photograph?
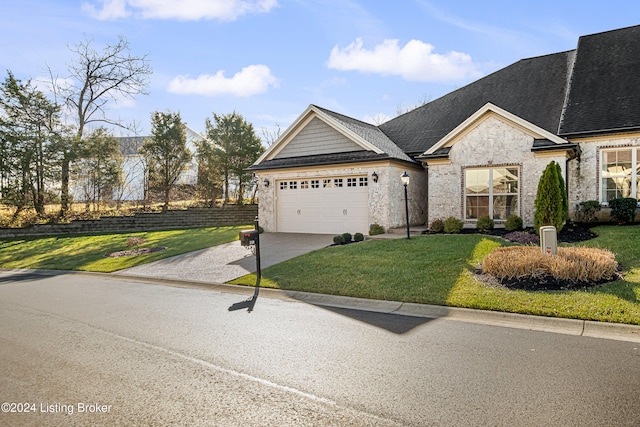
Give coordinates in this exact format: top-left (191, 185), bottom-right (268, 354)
top-left (492, 167), bottom-right (518, 193)
top-left (603, 149), bottom-right (632, 176)
top-left (466, 196), bottom-right (489, 219)
top-left (493, 195), bottom-right (518, 220)
top-left (465, 169), bottom-right (490, 194)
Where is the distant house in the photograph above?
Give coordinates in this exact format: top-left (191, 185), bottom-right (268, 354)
top-left (250, 25), bottom-right (640, 234)
top-left (71, 126), bottom-right (205, 203)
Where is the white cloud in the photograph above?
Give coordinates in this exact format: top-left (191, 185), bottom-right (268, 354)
top-left (83, 0), bottom-right (278, 21)
top-left (327, 38), bottom-right (481, 82)
top-left (167, 64), bottom-right (279, 97)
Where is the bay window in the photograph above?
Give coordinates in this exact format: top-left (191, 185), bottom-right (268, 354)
top-left (465, 167), bottom-right (519, 220)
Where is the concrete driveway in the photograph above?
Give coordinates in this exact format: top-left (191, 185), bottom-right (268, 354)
top-left (116, 233), bottom-right (334, 284)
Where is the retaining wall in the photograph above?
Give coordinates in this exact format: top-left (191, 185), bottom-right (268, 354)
top-left (0, 205), bottom-right (258, 238)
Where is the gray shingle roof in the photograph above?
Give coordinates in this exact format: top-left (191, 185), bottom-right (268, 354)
top-left (559, 25), bottom-right (640, 136)
top-left (249, 151), bottom-right (396, 171)
top-left (378, 50), bottom-right (574, 156)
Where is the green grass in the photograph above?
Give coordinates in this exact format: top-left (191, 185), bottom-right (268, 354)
top-left (230, 225), bottom-right (640, 325)
top-left (0, 226), bottom-right (249, 273)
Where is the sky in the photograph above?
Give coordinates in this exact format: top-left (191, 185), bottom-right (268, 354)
top-left (2, 0), bottom-right (640, 142)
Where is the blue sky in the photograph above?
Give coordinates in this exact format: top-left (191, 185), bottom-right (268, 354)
top-left (2, 0), bottom-right (640, 140)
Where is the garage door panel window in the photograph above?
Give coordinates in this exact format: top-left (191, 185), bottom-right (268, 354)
top-left (464, 167), bottom-right (519, 220)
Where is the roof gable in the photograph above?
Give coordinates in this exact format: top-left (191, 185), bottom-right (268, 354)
top-left (380, 51), bottom-right (573, 155)
top-left (421, 103), bottom-right (569, 156)
top-left (255, 105), bottom-right (412, 165)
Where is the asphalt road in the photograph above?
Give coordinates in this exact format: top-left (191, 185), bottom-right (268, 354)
top-left (1, 270), bottom-right (640, 426)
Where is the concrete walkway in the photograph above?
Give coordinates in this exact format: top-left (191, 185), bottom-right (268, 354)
top-left (116, 233), bottom-right (335, 284)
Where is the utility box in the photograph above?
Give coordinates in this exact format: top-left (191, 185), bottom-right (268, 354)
top-left (539, 226), bottom-right (557, 255)
top-left (239, 229), bottom-right (259, 246)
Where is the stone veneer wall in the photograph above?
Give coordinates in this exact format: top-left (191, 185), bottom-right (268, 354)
top-left (255, 162), bottom-right (427, 233)
top-left (568, 133), bottom-right (640, 222)
top-left (0, 205), bottom-right (258, 238)
top-left (426, 116), bottom-right (567, 227)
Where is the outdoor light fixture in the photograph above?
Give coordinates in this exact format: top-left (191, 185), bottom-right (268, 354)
top-left (401, 171), bottom-right (410, 239)
top-left (263, 178), bottom-right (270, 187)
top-left (372, 172), bottom-right (378, 183)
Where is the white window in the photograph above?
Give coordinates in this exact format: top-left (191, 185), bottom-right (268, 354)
top-left (334, 178), bottom-right (343, 187)
top-left (311, 180), bottom-right (320, 188)
top-left (347, 178), bottom-right (357, 187)
top-left (359, 177), bottom-right (368, 187)
top-left (323, 179), bottom-right (332, 188)
top-left (300, 180), bottom-right (309, 189)
top-left (601, 147), bottom-right (640, 203)
top-left (279, 182), bottom-right (288, 190)
top-left (464, 167), bottom-right (519, 220)
top-left (289, 181), bottom-right (298, 190)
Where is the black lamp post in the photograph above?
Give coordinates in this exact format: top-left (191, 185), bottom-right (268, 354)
top-left (401, 171), bottom-right (410, 239)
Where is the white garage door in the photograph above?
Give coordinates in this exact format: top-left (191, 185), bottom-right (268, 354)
top-left (276, 176), bottom-right (369, 234)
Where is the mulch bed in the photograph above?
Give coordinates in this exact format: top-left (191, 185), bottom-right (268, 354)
top-left (470, 223), bottom-right (612, 291)
top-left (105, 247), bottom-right (166, 258)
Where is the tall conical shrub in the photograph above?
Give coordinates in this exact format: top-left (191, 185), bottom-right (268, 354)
top-left (534, 161), bottom-right (567, 232)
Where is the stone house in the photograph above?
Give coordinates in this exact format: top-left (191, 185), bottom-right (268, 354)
top-left (250, 25), bottom-right (640, 234)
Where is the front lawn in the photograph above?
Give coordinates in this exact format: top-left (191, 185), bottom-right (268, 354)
top-left (0, 226), bottom-right (249, 273)
top-left (230, 225), bottom-right (640, 325)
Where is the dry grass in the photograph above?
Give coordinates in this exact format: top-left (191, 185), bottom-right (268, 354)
top-left (482, 246), bottom-right (618, 283)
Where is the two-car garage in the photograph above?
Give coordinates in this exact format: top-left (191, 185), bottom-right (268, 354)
top-left (275, 175), bottom-right (370, 234)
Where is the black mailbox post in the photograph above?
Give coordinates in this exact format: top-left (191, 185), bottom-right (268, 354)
top-left (239, 229), bottom-right (259, 247)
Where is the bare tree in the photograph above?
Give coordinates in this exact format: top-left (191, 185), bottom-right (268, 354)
top-left (260, 123), bottom-right (282, 147)
top-left (57, 35), bottom-right (152, 215)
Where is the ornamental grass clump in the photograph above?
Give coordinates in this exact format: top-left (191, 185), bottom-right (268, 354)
top-left (482, 246), bottom-right (618, 288)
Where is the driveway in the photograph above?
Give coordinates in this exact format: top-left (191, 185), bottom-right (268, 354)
top-left (116, 233), bottom-right (334, 284)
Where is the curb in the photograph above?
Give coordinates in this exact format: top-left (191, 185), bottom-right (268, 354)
top-left (3, 268), bottom-right (640, 343)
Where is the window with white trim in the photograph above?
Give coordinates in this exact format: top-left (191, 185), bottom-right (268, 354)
top-left (311, 180), bottom-right (320, 188)
top-left (334, 178), bottom-right (343, 187)
top-left (300, 180), bottom-right (309, 189)
top-left (464, 167), bottom-right (519, 220)
top-left (359, 177), bottom-right (368, 187)
top-left (347, 178), bottom-right (357, 187)
top-left (601, 147), bottom-right (640, 203)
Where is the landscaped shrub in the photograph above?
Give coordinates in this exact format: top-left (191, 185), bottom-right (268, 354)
top-left (354, 232), bottom-right (364, 242)
top-left (342, 232), bottom-right (352, 243)
top-left (608, 197), bottom-right (637, 224)
top-left (504, 231), bottom-right (539, 245)
top-left (575, 200), bottom-right (601, 224)
top-left (333, 235), bottom-right (345, 245)
top-left (430, 218), bottom-right (444, 233)
top-left (443, 216), bottom-right (463, 234)
top-left (369, 223), bottom-right (385, 235)
top-left (127, 236), bottom-right (146, 248)
top-left (504, 215), bottom-right (523, 231)
top-left (482, 246), bottom-right (618, 286)
top-left (534, 161), bottom-right (567, 232)
top-left (476, 215), bottom-right (494, 232)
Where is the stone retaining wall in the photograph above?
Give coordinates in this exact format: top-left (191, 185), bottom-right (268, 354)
top-left (0, 205), bottom-right (258, 238)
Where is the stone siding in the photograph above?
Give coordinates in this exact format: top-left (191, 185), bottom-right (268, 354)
top-left (427, 116), bottom-right (567, 227)
top-left (568, 133), bottom-right (640, 221)
top-left (256, 162), bottom-right (426, 233)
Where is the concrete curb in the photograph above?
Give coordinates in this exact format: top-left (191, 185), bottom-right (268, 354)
top-left (3, 268), bottom-right (640, 343)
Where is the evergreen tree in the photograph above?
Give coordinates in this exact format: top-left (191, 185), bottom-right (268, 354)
top-left (534, 161), bottom-right (567, 232)
top-left (205, 112), bottom-right (264, 204)
top-left (141, 111), bottom-right (191, 211)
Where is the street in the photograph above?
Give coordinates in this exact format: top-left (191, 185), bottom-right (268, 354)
top-left (1, 270), bottom-right (639, 426)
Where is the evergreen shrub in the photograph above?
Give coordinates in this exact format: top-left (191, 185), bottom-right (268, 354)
top-left (443, 217), bottom-right (464, 234)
